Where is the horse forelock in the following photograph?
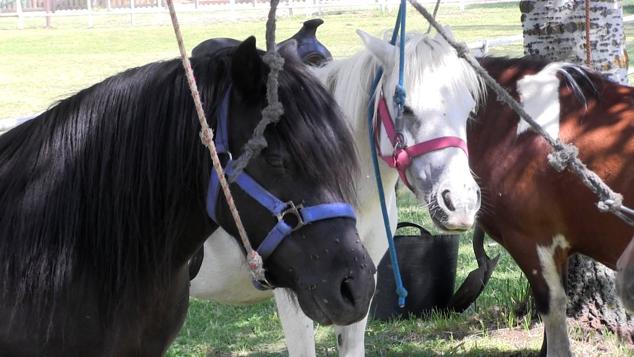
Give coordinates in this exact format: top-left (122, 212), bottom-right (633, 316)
top-left (275, 60), bottom-right (360, 205)
top-left (312, 32), bottom-right (486, 128)
top-left (401, 32), bottom-right (485, 108)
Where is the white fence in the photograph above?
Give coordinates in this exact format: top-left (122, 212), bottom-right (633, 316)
top-left (0, 0), bottom-right (514, 29)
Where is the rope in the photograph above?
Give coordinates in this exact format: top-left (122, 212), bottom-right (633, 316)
top-left (228, 0), bottom-right (285, 182)
top-left (407, 0), bottom-right (634, 227)
top-left (368, 72), bottom-right (408, 307)
top-left (584, 0), bottom-right (592, 66)
top-left (425, 0), bottom-right (441, 34)
top-left (165, 0), bottom-right (266, 282)
top-left (368, 0), bottom-right (409, 308)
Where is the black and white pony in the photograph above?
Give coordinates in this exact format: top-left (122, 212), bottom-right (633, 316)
top-left (0, 37), bottom-right (376, 355)
top-left (191, 29), bottom-right (484, 356)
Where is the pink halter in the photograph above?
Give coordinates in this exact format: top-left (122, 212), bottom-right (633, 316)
top-left (374, 95), bottom-right (469, 190)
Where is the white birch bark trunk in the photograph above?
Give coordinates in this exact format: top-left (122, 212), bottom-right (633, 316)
top-left (520, 0), bottom-right (628, 84)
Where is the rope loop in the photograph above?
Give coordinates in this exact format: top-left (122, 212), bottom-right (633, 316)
top-left (597, 195), bottom-right (624, 213)
top-left (396, 286), bottom-right (409, 307)
top-left (247, 250), bottom-right (267, 282)
top-left (455, 43), bottom-right (470, 58)
top-left (393, 84), bottom-right (407, 107)
top-left (199, 127), bottom-right (213, 147)
top-left (263, 52), bottom-right (285, 71)
top-left (547, 142), bottom-right (579, 173)
top-left (262, 102), bottom-right (285, 119)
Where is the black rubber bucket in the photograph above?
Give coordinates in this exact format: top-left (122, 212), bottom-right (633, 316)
top-left (369, 222), bottom-right (459, 320)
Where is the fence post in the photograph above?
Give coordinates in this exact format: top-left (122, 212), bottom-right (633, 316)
top-left (229, 0), bottom-right (235, 20)
top-left (107, 0), bottom-right (111, 11)
top-left (16, 0), bottom-right (24, 29)
top-left (130, 0), bottom-right (135, 25)
top-left (194, 0), bottom-right (199, 9)
top-left (45, 0), bottom-right (52, 28)
top-left (87, 0), bottom-right (93, 28)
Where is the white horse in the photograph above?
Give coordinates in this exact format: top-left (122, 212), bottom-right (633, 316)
top-left (191, 30), bottom-right (484, 356)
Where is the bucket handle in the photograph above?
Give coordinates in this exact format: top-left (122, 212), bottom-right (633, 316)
top-left (396, 221), bottom-right (433, 238)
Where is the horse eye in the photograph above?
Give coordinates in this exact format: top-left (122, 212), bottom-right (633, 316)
top-left (265, 155), bottom-right (286, 169)
top-left (403, 106), bottom-right (414, 115)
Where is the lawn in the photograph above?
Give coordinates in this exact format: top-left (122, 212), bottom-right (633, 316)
top-left (1, 1), bottom-right (634, 355)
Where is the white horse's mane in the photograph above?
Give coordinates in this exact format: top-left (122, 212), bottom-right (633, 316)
top-left (312, 31), bottom-right (485, 123)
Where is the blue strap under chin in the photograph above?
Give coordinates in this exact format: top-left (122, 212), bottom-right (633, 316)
top-left (257, 203), bottom-right (356, 260)
top-left (205, 86), bottom-right (357, 271)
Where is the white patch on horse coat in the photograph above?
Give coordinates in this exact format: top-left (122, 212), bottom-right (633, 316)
top-left (189, 230), bottom-right (272, 304)
top-left (536, 235), bottom-right (572, 357)
top-left (335, 317), bottom-right (369, 357)
top-left (516, 63), bottom-right (564, 139)
top-left (273, 289), bottom-right (317, 357)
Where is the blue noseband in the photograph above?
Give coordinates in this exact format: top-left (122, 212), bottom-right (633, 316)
top-left (206, 87), bottom-right (357, 287)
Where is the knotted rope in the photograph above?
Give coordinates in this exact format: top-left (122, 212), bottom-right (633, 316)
top-left (165, 0), bottom-right (286, 282)
top-left (407, 0), bottom-right (634, 226)
top-left (229, 0), bottom-right (285, 182)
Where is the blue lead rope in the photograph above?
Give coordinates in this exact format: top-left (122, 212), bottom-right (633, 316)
top-left (367, 0), bottom-right (408, 307)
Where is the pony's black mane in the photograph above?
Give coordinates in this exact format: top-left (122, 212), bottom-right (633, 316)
top-left (0, 45), bottom-right (357, 328)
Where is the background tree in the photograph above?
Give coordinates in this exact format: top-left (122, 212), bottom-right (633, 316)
top-left (520, 0), bottom-right (632, 341)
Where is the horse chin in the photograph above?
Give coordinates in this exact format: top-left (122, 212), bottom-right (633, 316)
top-left (291, 274), bottom-right (374, 326)
top-left (429, 213), bottom-right (469, 233)
top-left (294, 293), bottom-right (334, 325)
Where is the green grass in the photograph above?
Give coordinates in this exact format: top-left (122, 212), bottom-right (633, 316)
top-left (2, 2), bottom-right (634, 355)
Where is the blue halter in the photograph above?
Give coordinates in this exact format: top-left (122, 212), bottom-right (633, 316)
top-left (206, 87), bottom-right (357, 289)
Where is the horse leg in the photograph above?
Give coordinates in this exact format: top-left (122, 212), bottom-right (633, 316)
top-left (503, 233), bottom-right (571, 357)
top-left (536, 235), bottom-right (571, 357)
top-left (617, 236), bottom-right (634, 312)
top-left (334, 317), bottom-right (367, 357)
top-left (273, 288), bottom-right (316, 357)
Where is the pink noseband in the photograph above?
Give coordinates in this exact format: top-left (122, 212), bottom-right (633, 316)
top-left (375, 95), bottom-right (468, 190)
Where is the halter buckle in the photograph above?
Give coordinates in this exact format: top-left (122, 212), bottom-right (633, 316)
top-left (394, 132), bottom-right (406, 149)
top-left (277, 202), bottom-right (305, 232)
top-left (218, 151), bottom-right (233, 163)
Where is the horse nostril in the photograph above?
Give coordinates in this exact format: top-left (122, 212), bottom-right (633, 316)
top-left (441, 189), bottom-right (455, 212)
top-left (476, 188), bottom-right (481, 205)
top-left (340, 278), bottom-right (355, 306)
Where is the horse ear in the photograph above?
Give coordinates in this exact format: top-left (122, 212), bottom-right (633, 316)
top-left (231, 36), bottom-right (265, 96)
top-left (277, 39), bottom-right (301, 63)
top-left (356, 29), bottom-right (396, 70)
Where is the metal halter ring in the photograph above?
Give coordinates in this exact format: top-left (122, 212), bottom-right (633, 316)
top-left (277, 202), bottom-right (305, 231)
top-left (394, 132), bottom-right (406, 149)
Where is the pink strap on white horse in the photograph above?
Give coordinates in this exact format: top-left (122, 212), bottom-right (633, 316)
top-left (374, 95), bottom-right (469, 190)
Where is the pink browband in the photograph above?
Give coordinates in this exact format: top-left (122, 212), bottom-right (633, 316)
top-left (375, 95), bottom-right (469, 190)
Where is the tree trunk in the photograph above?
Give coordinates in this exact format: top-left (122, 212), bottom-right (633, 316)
top-left (520, 0), bottom-right (628, 83)
top-left (520, 0), bottom-right (632, 340)
top-left (566, 255), bottom-right (634, 341)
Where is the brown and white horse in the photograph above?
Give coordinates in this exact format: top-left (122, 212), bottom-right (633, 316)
top-left (471, 56), bottom-right (634, 356)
